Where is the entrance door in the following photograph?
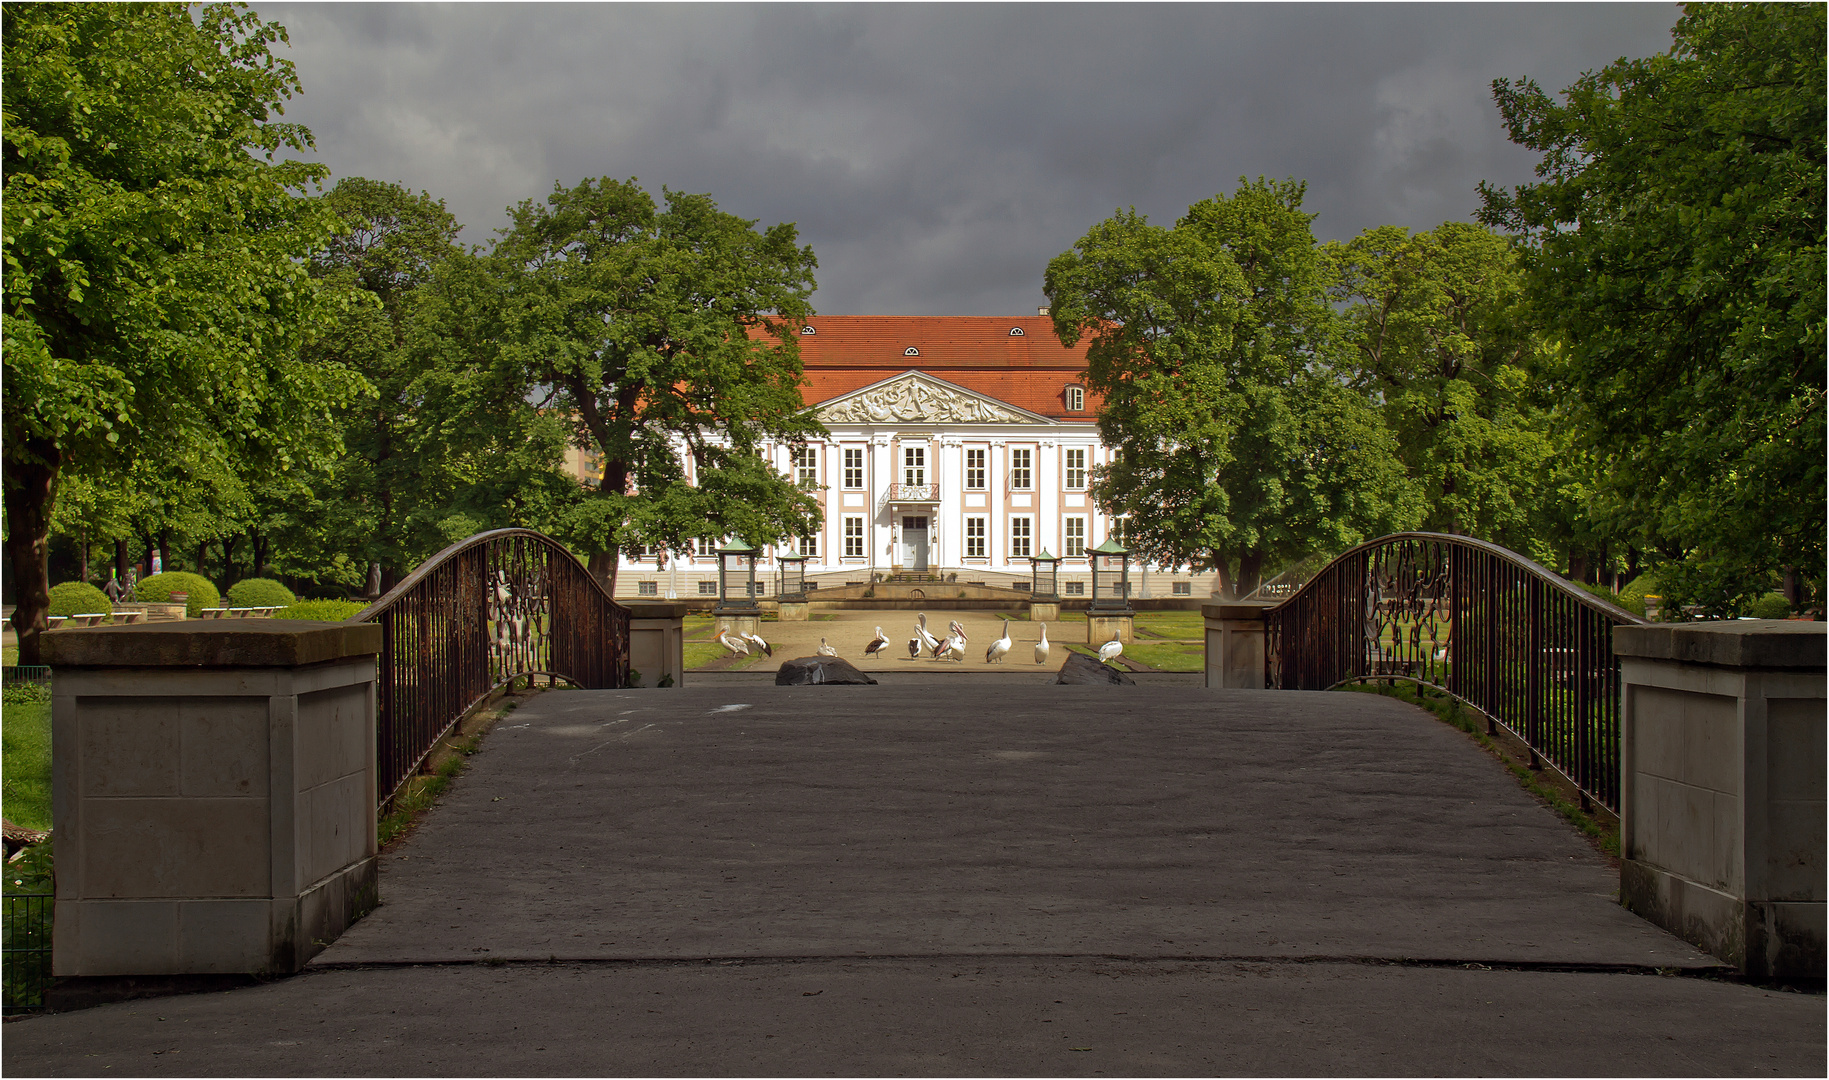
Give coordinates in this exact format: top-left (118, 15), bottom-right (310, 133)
top-left (901, 515), bottom-right (928, 571)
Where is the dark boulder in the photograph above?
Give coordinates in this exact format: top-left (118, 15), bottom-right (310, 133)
top-left (775, 655), bottom-right (878, 685)
top-left (1054, 651), bottom-right (1135, 685)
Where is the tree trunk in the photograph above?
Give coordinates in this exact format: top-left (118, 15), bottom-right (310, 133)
top-left (588, 549), bottom-right (620, 597)
top-left (198, 541), bottom-right (209, 580)
top-left (249, 527), bottom-right (267, 578)
top-left (80, 539), bottom-right (91, 583)
top-left (1235, 551), bottom-right (1265, 599)
top-left (115, 539), bottom-right (130, 583)
top-left (5, 440), bottom-right (61, 666)
top-left (1782, 566), bottom-right (1800, 608)
top-left (221, 534), bottom-right (238, 583)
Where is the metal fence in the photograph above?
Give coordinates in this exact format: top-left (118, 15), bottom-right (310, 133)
top-left (355, 529), bottom-right (632, 807)
top-left (1, 665), bottom-right (50, 689)
top-left (3, 893), bottom-right (52, 1014)
top-left (1264, 532), bottom-right (1645, 814)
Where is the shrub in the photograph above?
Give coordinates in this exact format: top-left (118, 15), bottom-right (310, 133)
top-left (226, 577), bottom-right (297, 608)
top-left (133, 571), bottom-right (220, 617)
top-left (1748, 592), bottom-right (1791, 620)
top-left (47, 581), bottom-right (112, 618)
top-left (1615, 572), bottom-right (1659, 619)
top-left (275, 599), bottom-right (367, 622)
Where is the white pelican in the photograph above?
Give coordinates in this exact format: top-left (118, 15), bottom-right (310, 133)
top-left (718, 629), bottom-right (748, 656)
top-left (934, 633), bottom-right (955, 662)
top-left (1098, 634), bottom-right (1124, 665)
top-left (948, 619), bottom-right (967, 642)
top-left (915, 613), bottom-right (942, 657)
top-left (1034, 623), bottom-right (1050, 665)
top-left (816, 637), bottom-right (837, 657)
top-left (938, 624), bottom-right (966, 661)
top-left (985, 618), bottom-right (1013, 664)
top-left (741, 630), bottom-right (773, 657)
top-left (864, 626), bottom-right (889, 657)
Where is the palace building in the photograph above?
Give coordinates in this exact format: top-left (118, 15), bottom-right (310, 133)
top-left (601, 314), bottom-right (1221, 600)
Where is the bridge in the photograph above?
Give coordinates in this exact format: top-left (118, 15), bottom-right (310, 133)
top-left (13, 531), bottom-right (1822, 1073)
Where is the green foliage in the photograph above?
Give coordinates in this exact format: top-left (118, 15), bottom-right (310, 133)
top-left (133, 571), bottom-right (219, 617)
top-left (2, 2), bottom-right (362, 662)
top-left (226, 577), bottom-right (297, 608)
top-left (276, 599), bottom-right (367, 622)
top-left (1479, 3), bottom-right (1826, 617)
top-left (1748, 592), bottom-right (1792, 621)
top-left (1615, 572), bottom-right (1658, 619)
top-left (1046, 178), bottom-right (1419, 597)
top-left (485, 178), bottom-right (825, 587)
top-left (46, 580), bottom-right (110, 618)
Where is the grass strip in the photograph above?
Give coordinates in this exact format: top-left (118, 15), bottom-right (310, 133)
top-left (1341, 680), bottom-right (1619, 859)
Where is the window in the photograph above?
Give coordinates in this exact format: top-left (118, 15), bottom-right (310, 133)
top-left (798, 534), bottom-right (818, 558)
top-left (1009, 448), bottom-right (1031, 490)
top-left (1173, 581), bottom-right (1192, 596)
top-left (638, 581), bottom-right (658, 596)
top-left (634, 541), bottom-right (658, 559)
top-left (904, 346), bottom-right (920, 356)
top-left (1066, 386), bottom-right (1085, 411)
top-left (1009, 326), bottom-right (1025, 336)
top-left (1010, 516), bottom-right (1032, 558)
top-left (843, 447), bottom-right (864, 489)
top-left (698, 580), bottom-right (718, 595)
top-left (966, 449), bottom-right (986, 489)
top-left (965, 516), bottom-right (986, 558)
top-left (794, 446), bottom-right (818, 488)
top-left (1064, 581), bottom-right (1085, 596)
top-left (903, 446), bottom-right (926, 486)
top-left (1063, 516), bottom-right (1086, 557)
top-left (1065, 448), bottom-right (1086, 489)
top-left (801, 325), bottom-right (816, 335)
top-left (844, 516), bottom-right (864, 557)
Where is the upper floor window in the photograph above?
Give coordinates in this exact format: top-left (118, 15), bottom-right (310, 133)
top-left (798, 534), bottom-right (818, 558)
top-left (793, 446), bottom-right (818, 488)
top-left (1066, 385), bottom-right (1085, 411)
top-left (965, 448), bottom-right (986, 489)
top-left (965, 516), bottom-right (986, 558)
top-left (1064, 448), bottom-right (1087, 490)
top-left (903, 445), bottom-right (926, 487)
top-left (1009, 448), bottom-right (1032, 490)
top-left (1063, 516), bottom-right (1086, 558)
top-left (843, 516), bottom-right (865, 557)
top-left (1009, 516), bottom-right (1032, 558)
top-left (843, 447), bottom-right (864, 489)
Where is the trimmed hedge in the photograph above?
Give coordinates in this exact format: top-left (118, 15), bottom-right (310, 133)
top-left (132, 572), bottom-right (221, 618)
top-left (226, 577), bottom-right (297, 608)
top-left (1615, 572), bottom-right (1659, 619)
top-left (1749, 592), bottom-right (1792, 620)
top-left (275, 599), bottom-right (367, 622)
top-left (48, 581), bottom-right (112, 619)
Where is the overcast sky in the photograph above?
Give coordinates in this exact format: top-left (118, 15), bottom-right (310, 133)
top-left (260, 2), bottom-right (1680, 316)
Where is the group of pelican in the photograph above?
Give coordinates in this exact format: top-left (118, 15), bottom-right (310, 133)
top-left (717, 627), bottom-right (773, 657)
top-left (723, 614), bottom-right (1124, 668)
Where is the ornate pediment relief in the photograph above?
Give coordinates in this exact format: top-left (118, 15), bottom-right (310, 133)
top-left (817, 372), bottom-right (1048, 425)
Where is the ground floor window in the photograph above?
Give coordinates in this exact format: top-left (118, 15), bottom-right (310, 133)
top-left (965, 516), bottom-right (986, 558)
top-left (638, 581), bottom-right (658, 596)
top-left (844, 516), bottom-right (864, 558)
top-left (1010, 516), bottom-right (1032, 558)
top-left (1064, 580), bottom-right (1085, 596)
top-left (698, 580), bottom-right (718, 595)
top-left (798, 534), bottom-right (818, 557)
top-left (1172, 581), bottom-right (1191, 596)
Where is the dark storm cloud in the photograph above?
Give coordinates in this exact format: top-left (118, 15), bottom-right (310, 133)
top-left (260, 3), bottom-right (1678, 315)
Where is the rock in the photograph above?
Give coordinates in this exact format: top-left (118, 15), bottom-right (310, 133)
top-left (1054, 651), bottom-right (1135, 685)
top-left (775, 655), bottom-right (878, 685)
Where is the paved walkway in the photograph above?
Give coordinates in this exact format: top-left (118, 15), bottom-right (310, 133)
top-left (6, 683), bottom-right (1821, 1075)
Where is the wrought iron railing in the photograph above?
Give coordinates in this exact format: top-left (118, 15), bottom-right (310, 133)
top-left (1264, 533), bottom-right (1646, 814)
top-left (3, 892), bottom-right (52, 1014)
top-left (355, 529), bottom-right (631, 807)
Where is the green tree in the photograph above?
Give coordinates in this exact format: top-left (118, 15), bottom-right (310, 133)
top-left (1477, 3), bottom-right (1826, 616)
top-left (1046, 178), bottom-right (1419, 598)
top-left (3, 3), bottom-right (358, 661)
top-left (1326, 222), bottom-right (1553, 553)
top-left (481, 177), bottom-right (825, 591)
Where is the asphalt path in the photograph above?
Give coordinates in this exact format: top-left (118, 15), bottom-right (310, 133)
top-left (7, 682), bottom-right (1821, 1076)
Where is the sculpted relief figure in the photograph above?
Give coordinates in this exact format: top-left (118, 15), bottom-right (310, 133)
top-left (821, 377), bottom-right (1029, 425)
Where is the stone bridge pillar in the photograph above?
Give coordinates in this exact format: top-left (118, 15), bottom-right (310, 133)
top-left (1205, 602), bottom-right (1273, 690)
top-left (1615, 620), bottom-right (1826, 979)
top-left (45, 620), bottom-right (381, 993)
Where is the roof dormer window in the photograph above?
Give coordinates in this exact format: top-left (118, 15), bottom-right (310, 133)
top-left (1009, 327), bottom-right (1025, 336)
top-left (904, 347), bottom-right (920, 356)
top-left (1066, 385), bottom-right (1085, 411)
top-left (801, 325), bottom-right (816, 335)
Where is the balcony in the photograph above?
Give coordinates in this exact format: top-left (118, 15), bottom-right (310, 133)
top-left (879, 482), bottom-right (940, 511)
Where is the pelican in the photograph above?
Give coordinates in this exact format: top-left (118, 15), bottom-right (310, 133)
top-left (864, 626), bottom-right (889, 657)
top-left (816, 637), bottom-right (837, 657)
top-left (948, 619), bottom-right (967, 642)
top-left (1098, 633), bottom-right (1124, 665)
top-left (907, 633), bottom-right (921, 660)
top-left (741, 630), bottom-right (773, 657)
top-left (934, 633), bottom-right (955, 662)
top-left (986, 618), bottom-right (1013, 664)
top-left (915, 613), bottom-right (942, 657)
top-left (718, 628), bottom-right (748, 656)
top-left (1034, 623), bottom-right (1050, 665)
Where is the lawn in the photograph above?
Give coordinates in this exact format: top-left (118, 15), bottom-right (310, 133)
top-left (2, 697), bottom-right (52, 832)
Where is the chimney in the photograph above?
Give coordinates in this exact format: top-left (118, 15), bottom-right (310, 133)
top-left (1037, 306), bottom-right (1050, 316)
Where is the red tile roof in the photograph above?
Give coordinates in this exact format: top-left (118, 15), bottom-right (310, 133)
top-left (781, 316), bottom-right (1102, 421)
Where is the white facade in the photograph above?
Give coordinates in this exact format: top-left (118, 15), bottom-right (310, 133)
top-left (611, 370), bottom-right (1218, 600)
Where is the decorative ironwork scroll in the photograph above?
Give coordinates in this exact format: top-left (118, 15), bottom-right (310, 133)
top-left (1264, 533), bottom-right (1645, 814)
top-left (354, 529), bottom-right (631, 807)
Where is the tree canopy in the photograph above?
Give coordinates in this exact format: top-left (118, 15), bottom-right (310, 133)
top-left (1477, 2), bottom-right (1826, 614)
top-left (3, 2), bottom-right (359, 660)
top-left (1046, 179), bottom-right (1418, 597)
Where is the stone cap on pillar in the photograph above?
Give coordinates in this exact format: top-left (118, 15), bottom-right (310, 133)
top-left (1613, 619), bottom-right (1825, 672)
top-left (1202, 601), bottom-right (1277, 622)
top-left (621, 601), bottom-right (691, 621)
top-left (41, 620), bottom-right (382, 669)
